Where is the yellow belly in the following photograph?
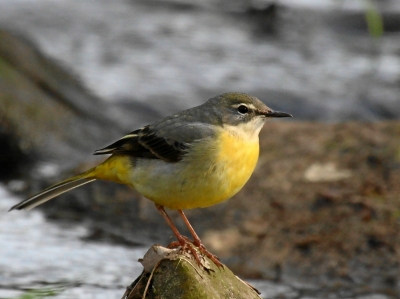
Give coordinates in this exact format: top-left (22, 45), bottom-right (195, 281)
top-left (130, 130), bottom-right (260, 209)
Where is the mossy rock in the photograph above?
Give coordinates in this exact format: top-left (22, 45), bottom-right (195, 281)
top-left (123, 245), bottom-right (261, 299)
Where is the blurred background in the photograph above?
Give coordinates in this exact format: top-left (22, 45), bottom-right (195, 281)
top-left (0, 0), bottom-right (400, 298)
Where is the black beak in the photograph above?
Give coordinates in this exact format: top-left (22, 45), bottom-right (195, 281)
top-left (260, 109), bottom-right (292, 118)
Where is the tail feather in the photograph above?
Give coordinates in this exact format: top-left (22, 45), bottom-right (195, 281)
top-left (9, 155), bottom-right (132, 212)
top-left (9, 176), bottom-right (96, 211)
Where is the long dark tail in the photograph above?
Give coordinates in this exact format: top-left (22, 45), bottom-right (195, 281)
top-left (9, 155), bottom-right (134, 211)
top-left (9, 173), bottom-right (96, 211)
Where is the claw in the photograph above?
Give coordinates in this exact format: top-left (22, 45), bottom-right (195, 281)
top-left (156, 205), bottom-right (223, 268)
top-left (193, 241), bottom-right (223, 268)
top-left (167, 239), bottom-right (204, 267)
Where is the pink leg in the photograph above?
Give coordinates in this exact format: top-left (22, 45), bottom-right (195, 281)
top-left (155, 205), bottom-right (203, 265)
top-left (177, 209), bottom-right (223, 267)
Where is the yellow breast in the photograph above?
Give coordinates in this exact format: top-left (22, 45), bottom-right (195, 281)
top-left (211, 129), bottom-right (259, 201)
top-left (131, 127), bottom-right (260, 210)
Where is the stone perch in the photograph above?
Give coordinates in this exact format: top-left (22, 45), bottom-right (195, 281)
top-left (122, 245), bottom-right (262, 299)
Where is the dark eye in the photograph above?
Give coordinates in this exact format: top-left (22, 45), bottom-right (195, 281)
top-left (237, 105), bottom-right (249, 114)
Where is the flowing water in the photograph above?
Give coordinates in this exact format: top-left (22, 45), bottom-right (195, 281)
top-left (0, 186), bottom-right (145, 298)
top-left (0, 0), bottom-right (399, 120)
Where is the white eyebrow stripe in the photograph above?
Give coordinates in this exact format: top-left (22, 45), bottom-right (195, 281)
top-left (234, 103), bottom-right (257, 110)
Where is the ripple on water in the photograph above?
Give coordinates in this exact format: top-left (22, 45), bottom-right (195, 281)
top-left (0, 185), bottom-right (146, 297)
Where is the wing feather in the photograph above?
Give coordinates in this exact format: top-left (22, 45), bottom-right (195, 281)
top-left (94, 126), bottom-right (188, 162)
top-left (94, 106), bottom-right (217, 162)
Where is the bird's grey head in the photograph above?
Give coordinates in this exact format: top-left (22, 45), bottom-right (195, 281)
top-left (205, 92), bottom-right (291, 127)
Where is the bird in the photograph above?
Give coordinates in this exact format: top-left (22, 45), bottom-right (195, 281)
top-left (9, 92), bottom-right (291, 266)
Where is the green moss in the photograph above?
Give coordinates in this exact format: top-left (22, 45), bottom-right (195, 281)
top-left (128, 255), bottom-right (261, 299)
top-left (0, 55), bottom-right (20, 81)
top-left (10, 288), bottom-right (60, 299)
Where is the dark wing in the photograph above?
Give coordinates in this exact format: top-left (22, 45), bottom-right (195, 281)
top-left (138, 126), bottom-right (188, 162)
top-left (94, 113), bottom-right (215, 163)
top-left (94, 128), bottom-right (152, 157)
top-left (94, 126), bottom-right (187, 162)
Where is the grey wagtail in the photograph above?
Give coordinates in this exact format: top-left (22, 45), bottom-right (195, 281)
top-left (10, 92), bottom-right (291, 266)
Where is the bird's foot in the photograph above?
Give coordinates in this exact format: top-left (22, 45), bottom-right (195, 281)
top-left (167, 237), bottom-right (222, 268)
top-left (193, 240), bottom-right (223, 268)
top-left (167, 238), bottom-right (204, 267)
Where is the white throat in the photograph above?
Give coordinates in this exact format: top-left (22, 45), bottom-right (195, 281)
top-left (224, 117), bottom-right (265, 142)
